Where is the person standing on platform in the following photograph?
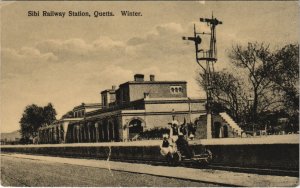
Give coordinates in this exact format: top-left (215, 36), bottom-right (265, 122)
top-left (176, 118), bottom-right (193, 158)
top-left (188, 123), bottom-right (196, 140)
top-left (169, 120), bottom-right (179, 143)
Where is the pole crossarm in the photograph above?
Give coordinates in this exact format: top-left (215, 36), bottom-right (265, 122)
top-left (182, 13), bottom-right (222, 139)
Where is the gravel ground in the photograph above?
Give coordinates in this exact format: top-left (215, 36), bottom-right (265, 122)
top-left (1, 155), bottom-right (220, 187)
top-left (1, 153), bottom-right (298, 187)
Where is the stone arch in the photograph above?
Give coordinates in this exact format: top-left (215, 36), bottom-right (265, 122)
top-left (94, 122), bottom-right (100, 142)
top-left (113, 118), bottom-right (120, 142)
top-left (106, 118), bottom-right (120, 142)
top-left (223, 124), bottom-right (229, 138)
top-left (126, 117), bottom-right (146, 140)
top-left (98, 120), bottom-right (105, 142)
top-left (102, 119), bottom-right (109, 141)
top-left (89, 122), bottom-right (96, 142)
top-left (107, 119), bottom-right (115, 141)
top-left (126, 117), bottom-right (146, 128)
top-left (214, 121), bottom-right (222, 138)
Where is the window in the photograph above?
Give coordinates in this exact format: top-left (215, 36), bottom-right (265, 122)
top-left (170, 86), bottom-right (183, 94)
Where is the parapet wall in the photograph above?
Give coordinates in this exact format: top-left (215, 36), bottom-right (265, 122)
top-left (206, 144), bottom-right (298, 170)
top-left (1, 144), bottom-right (165, 162)
top-left (1, 136), bottom-right (298, 170)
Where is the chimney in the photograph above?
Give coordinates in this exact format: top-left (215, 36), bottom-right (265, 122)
top-left (134, 74), bottom-right (144, 82)
top-left (112, 85), bottom-right (116, 90)
top-left (150, 74), bottom-right (155, 81)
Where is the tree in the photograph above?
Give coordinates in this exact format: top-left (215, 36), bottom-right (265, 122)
top-left (43, 103), bottom-right (57, 125)
top-left (196, 42), bottom-right (298, 132)
top-left (19, 103), bottom-right (57, 143)
top-left (268, 44), bottom-right (299, 130)
top-left (271, 44), bottom-right (299, 107)
top-left (197, 71), bottom-right (246, 123)
top-left (229, 42), bottom-right (284, 125)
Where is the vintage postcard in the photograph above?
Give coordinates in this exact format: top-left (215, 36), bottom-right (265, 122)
top-left (1, 1), bottom-right (299, 187)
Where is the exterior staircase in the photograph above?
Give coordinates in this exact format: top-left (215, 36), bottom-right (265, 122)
top-left (219, 112), bottom-right (243, 136)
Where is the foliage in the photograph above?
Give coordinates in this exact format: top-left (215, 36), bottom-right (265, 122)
top-left (229, 43), bottom-right (282, 121)
top-left (197, 42), bottom-right (299, 131)
top-left (43, 103), bottom-right (57, 125)
top-left (139, 127), bottom-right (170, 140)
top-left (268, 44), bottom-right (299, 126)
top-left (19, 103), bottom-right (57, 143)
top-left (197, 71), bottom-right (246, 122)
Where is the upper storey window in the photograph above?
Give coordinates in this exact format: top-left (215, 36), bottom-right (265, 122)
top-left (170, 86), bottom-right (183, 94)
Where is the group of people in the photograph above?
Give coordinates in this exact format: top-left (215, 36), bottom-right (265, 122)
top-left (160, 119), bottom-right (196, 159)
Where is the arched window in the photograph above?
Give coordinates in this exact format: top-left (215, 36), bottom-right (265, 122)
top-left (214, 122), bottom-right (222, 138)
top-left (128, 119), bottom-right (144, 140)
top-left (170, 86), bottom-right (183, 94)
top-left (223, 125), bottom-right (228, 138)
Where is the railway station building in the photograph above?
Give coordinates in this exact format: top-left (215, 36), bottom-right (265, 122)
top-left (38, 74), bottom-right (242, 144)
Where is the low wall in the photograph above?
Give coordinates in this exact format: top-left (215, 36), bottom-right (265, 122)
top-left (1, 145), bottom-right (165, 162)
top-left (1, 136), bottom-right (299, 170)
top-left (205, 144), bottom-right (298, 170)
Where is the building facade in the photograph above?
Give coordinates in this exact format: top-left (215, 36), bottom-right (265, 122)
top-left (38, 74), bottom-right (242, 144)
top-left (38, 74), bottom-right (208, 143)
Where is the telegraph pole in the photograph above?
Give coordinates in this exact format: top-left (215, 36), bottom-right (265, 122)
top-left (183, 14), bottom-right (222, 139)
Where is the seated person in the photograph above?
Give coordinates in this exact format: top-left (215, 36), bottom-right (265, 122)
top-left (162, 135), bottom-right (170, 148)
top-left (160, 134), bottom-right (175, 156)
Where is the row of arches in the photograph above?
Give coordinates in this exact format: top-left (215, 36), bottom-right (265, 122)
top-left (66, 119), bottom-right (120, 143)
top-left (38, 117), bottom-right (146, 144)
top-left (39, 125), bottom-right (65, 144)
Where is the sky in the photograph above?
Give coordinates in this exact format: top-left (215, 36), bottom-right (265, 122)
top-left (1, 1), bottom-right (299, 133)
